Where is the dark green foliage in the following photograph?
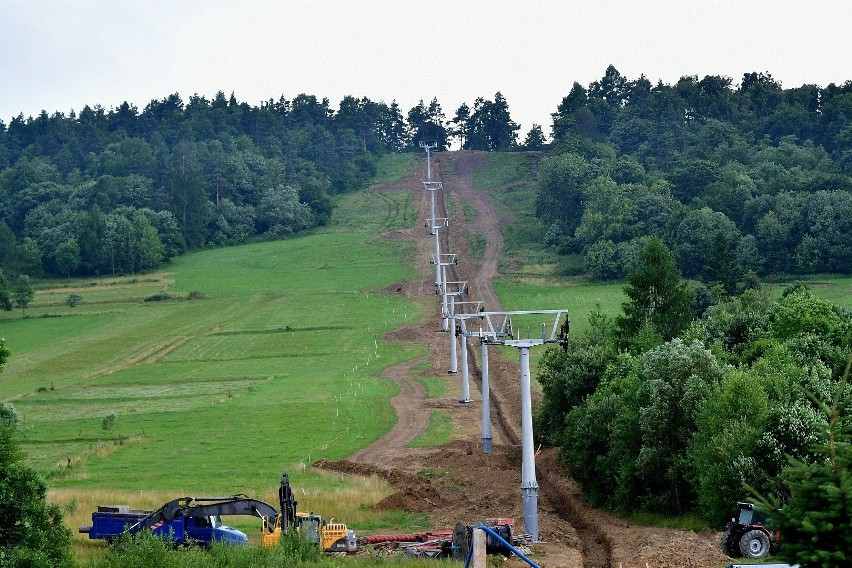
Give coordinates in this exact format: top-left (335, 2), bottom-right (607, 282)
top-left (12, 274), bottom-right (33, 316)
top-left (560, 353), bottom-right (643, 509)
top-left (89, 529), bottom-right (326, 568)
top-left (0, 269), bottom-right (11, 311)
top-left (457, 92), bottom-right (520, 151)
top-left (539, 66), bottom-right (852, 278)
top-left (407, 98), bottom-right (449, 151)
top-left (701, 232), bottom-right (743, 295)
top-left (536, 333), bottom-right (618, 445)
top-left (541, 275), bottom-right (852, 526)
top-left (616, 237), bottom-right (694, 349)
top-left (0, 91), bottom-right (417, 279)
top-left (757, 364), bottom-right (852, 567)
top-left (522, 124), bottom-right (547, 150)
top-left (636, 339), bottom-right (726, 512)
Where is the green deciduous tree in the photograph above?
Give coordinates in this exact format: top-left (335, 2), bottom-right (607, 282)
top-left (54, 239), bottom-right (80, 278)
top-left (701, 231), bottom-right (743, 295)
top-left (12, 274), bottom-right (34, 316)
top-left (256, 184), bottom-right (313, 237)
top-left (65, 293), bottom-right (82, 314)
top-left (535, 152), bottom-right (603, 237)
top-left (759, 363), bottom-right (852, 567)
top-left (690, 369), bottom-right (771, 523)
top-left (0, 270), bottom-right (11, 311)
top-left (636, 339), bottom-right (726, 512)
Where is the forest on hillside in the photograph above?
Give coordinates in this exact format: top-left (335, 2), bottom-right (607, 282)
top-left (0, 90), bottom-right (523, 289)
top-left (3, 65), bottom-right (852, 293)
top-left (537, 65), bottom-right (852, 283)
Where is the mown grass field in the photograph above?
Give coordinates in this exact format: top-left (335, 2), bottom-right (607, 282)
top-left (0, 155), bottom-right (434, 562)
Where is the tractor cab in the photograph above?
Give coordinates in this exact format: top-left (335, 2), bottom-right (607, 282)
top-left (736, 502), bottom-right (769, 527)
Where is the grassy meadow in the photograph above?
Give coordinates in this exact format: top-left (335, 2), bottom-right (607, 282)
top-left (0, 155), bottom-right (435, 561)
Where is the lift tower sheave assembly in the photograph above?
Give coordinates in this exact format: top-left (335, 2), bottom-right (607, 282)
top-left (426, 215), bottom-right (450, 291)
top-left (475, 310), bottom-right (570, 543)
top-left (431, 249), bottom-right (456, 330)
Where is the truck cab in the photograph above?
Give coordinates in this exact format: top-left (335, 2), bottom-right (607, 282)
top-left (171, 515), bottom-right (248, 546)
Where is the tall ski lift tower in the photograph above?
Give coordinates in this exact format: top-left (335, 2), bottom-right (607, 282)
top-left (454, 311), bottom-right (515, 453)
top-left (419, 140), bottom-right (437, 182)
top-left (475, 310), bottom-right (570, 543)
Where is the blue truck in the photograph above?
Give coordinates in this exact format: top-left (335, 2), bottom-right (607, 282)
top-left (79, 495), bottom-right (279, 547)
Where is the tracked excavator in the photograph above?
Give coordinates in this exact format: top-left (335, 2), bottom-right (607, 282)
top-left (260, 472), bottom-right (358, 552)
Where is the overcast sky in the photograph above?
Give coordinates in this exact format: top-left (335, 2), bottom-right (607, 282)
top-left (2, 0), bottom-right (851, 138)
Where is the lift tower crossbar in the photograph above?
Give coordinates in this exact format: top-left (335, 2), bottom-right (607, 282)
top-left (469, 309), bottom-right (570, 543)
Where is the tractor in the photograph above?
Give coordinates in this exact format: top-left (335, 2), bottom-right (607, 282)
top-left (721, 501), bottom-right (779, 559)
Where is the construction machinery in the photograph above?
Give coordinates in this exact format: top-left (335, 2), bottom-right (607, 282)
top-left (260, 472), bottom-right (358, 552)
top-left (721, 502), bottom-right (779, 559)
top-left (80, 473), bottom-right (356, 552)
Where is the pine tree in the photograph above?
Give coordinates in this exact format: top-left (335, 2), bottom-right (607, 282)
top-left (616, 237), bottom-right (694, 349)
top-left (765, 362), bottom-right (852, 567)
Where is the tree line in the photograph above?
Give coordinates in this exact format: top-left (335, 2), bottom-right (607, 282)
top-left (537, 65), bottom-right (852, 281)
top-left (0, 90), bottom-right (529, 294)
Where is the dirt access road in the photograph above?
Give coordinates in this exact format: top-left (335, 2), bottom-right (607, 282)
top-left (318, 151), bottom-right (730, 568)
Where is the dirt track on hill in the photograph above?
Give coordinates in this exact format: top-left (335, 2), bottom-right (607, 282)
top-left (316, 151), bottom-right (730, 568)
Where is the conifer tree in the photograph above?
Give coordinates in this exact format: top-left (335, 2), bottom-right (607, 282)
top-left (616, 237), bottom-right (693, 349)
top-left (765, 361), bottom-right (852, 567)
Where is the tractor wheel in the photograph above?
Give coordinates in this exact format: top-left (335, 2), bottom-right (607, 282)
top-left (739, 529), bottom-right (770, 558)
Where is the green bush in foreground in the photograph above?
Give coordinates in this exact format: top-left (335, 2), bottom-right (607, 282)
top-left (89, 530), bottom-right (325, 568)
top-left (756, 363), bottom-right (852, 568)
